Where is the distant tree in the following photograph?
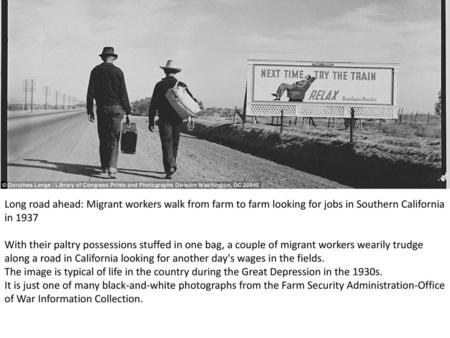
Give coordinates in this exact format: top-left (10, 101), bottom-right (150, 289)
top-left (131, 97), bottom-right (151, 116)
top-left (435, 90), bottom-right (442, 116)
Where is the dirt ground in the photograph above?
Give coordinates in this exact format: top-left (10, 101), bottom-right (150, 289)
top-left (7, 112), bottom-right (345, 188)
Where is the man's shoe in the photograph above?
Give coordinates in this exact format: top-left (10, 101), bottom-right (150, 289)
top-left (108, 168), bottom-right (117, 179)
top-left (165, 167), bottom-right (175, 179)
top-left (97, 167), bottom-right (108, 178)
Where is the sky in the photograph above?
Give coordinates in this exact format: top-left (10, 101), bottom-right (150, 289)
top-left (7, 0), bottom-right (442, 111)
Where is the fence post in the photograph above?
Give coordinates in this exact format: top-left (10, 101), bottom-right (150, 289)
top-left (271, 116), bottom-right (274, 125)
top-left (349, 108), bottom-right (355, 144)
top-left (280, 109), bottom-right (284, 134)
top-left (427, 113), bottom-right (430, 124)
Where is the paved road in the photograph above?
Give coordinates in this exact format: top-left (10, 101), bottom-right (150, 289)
top-left (7, 111), bottom-right (346, 188)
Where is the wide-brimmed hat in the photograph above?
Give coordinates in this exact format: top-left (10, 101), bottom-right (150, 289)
top-left (99, 47), bottom-right (118, 59)
top-left (160, 60), bottom-right (182, 73)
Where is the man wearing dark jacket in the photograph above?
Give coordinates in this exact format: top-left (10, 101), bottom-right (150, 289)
top-left (87, 47), bottom-right (131, 178)
top-left (148, 60), bottom-right (198, 179)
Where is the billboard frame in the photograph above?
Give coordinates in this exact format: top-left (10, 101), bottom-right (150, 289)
top-left (246, 59), bottom-right (400, 119)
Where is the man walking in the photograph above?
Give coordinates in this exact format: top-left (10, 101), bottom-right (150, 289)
top-left (148, 60), bottom-right (199, 179)
top-left (87, 47), bottom-right (131, 178)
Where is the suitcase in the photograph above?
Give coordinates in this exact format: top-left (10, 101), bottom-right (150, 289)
top-left (120, 122), bottom-right (137, 154)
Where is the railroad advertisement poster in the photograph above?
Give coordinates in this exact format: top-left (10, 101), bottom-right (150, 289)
top-left (250, 61), bottom-right (398, 106)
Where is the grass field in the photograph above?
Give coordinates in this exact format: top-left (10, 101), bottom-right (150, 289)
top-left (199, 108), bottom-right (441, 139)
top-left (186, 108), bottom-right (444, 188)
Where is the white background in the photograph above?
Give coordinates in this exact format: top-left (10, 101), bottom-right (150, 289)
top-left (0, 189), bottom-right (449, 338)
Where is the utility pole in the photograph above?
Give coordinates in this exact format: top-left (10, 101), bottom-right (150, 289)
top-left (24, 79), bottom-right (36, 112)
top-left (44, 86), bottom-right (51, 111)
top-left (23, 80), bottom-right (28, 111)
top-left (30, 79), bottom-right (36, 112)
top-left (55, 91), bottom-right (59, 110)
top-left (63, 94), bottom-right (66, 110)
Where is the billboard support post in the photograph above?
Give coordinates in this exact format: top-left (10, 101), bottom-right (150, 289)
top-left (233, 106), bottom-right (245, 125)
top-left (242, 84), bottom-right (247, 128)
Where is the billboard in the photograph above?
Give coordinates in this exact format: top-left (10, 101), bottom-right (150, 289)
top-left (247, 60), bottom-right (399, 118)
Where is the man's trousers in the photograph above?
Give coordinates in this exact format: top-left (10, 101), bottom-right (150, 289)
top-left (96, 105), bottom-right (124, 171)
top-left (275, 83), bottom-right (295, 99)
top-left (158, 120), bottom-right (182, 173)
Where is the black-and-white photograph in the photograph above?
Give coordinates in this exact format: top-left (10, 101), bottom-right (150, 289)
top-left (2, 0), bottom-right (445, 189)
